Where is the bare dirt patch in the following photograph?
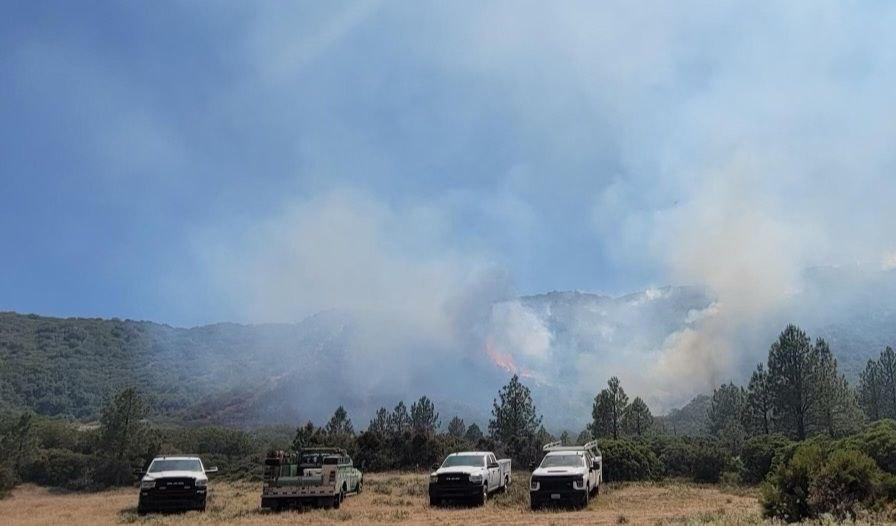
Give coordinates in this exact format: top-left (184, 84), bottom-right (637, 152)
top-left (0, 473), bottom-right (762, 525)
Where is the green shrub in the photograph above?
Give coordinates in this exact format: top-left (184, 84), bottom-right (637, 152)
top-left (25, 448), bottom-right (100, 490)
top-left (840, 420), bottom-right (896, 475)
top-left (0, 464), bottom-right (18, 498)
top-left (598, 439), bottom-right (661, 482)
top-left (762, 442), bottom-right (886, 521)
top-left (809, 449), bottom-right (881, 519)
top-left (657, 439), bottom-right (695, 478)
top-left (741, 434), bottom-right (793, 484)
top-left (691, 443), bottom-right (729, 483)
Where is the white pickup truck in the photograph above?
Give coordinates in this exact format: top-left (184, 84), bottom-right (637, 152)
top-left (428, 451), bottom-right (511, 506)
top-left (529, 441), bottom-right (602, 510)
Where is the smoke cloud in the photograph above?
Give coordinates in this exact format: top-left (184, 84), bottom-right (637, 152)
top-left (194, 1), bottom-right (896, 419)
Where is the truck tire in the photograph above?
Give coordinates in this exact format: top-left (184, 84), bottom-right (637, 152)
top-left (579, 489), bottom-right (589, 509)
top-left (476, 484), bottom-right (488, 506)
top-left (333, 492), bottom-right (342, 509)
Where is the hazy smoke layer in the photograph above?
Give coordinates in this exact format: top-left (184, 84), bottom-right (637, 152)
top-left (196, 1), bottom-right (896, 420)
top-left (201, 191), bottom-right (513, 400)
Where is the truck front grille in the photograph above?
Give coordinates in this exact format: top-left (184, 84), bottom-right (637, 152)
top-left (533, 475), bottom-right (578, 491)
top-left (154, 477), bottom-right (196, 496)
top-left (437, 473), bottom-right (472, 487)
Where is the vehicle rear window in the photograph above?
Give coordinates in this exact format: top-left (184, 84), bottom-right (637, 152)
top-left (148, 459), bottom-right (202, 473)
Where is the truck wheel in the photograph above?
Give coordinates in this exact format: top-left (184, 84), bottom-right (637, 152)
top-left (579, 490), bottom-right (589, 509)
top-left (477, 484), bottom-right (488, 506)
top-left (333, 493), bottom-right (342, 509)
top-left (356, 479), bottom-right (363, 494)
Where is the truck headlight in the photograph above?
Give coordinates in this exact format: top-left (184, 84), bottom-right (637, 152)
top-left (469, 474), bottom-right (483, 484)
top-left (195, 478), bottom-right (207, 488)
top-left (429, 474), bottom-right (438, 484)
top-left (530, 479), bottom-right (539, 491)
top-left (140, 480), bottom-right (156, 489)
top-left (573, 476), bottom-right (586, 490)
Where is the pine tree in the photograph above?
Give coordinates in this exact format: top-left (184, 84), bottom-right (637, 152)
top-left (879, 347), bottom-right (896, 419)
top-left (293, 421), bottom-right (324, 450)
top-left (590, 390), bottom-right (615, 438)
top-left (622, 397), bottom-right (653, 436)
top-left (488, 375), bottom-right (542, 461)
top-left (367, 407), bottom-right (390, 435)
top-left (859, 358), bottom-right (884, 421)
top-left (747, 363), bottom-right (773, 434)
top-left (812, 339), bottom-right (863, 437)
top-left (447, 417), bottom-right (466, 439)
top-left (410, 396), bottom-right (440, 435)
top-left (464, 423), bottom-right (483, 443)
top-left (707, 382), bottom-right (749, 455)
top-left (590, 377), bottom-right (629, 439)
top-left (323, 406), bottom-right (355, 452)
top-left (387, 401), bottom-right (410, 436)
top-left (707, 382), bottom-right (747, 437)
top-left (766, 325), bottom-right (816, 440)
top-left (99, 388), bottom-right (152, 484)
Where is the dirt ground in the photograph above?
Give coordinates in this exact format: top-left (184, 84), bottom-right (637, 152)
top-left (0, 472), bottom-right (765, 525)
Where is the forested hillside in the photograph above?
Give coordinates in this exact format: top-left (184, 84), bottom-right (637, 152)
top-left (3, 268), bottom-right (895, 428)
top-left (0, 312), bottom-right (348, 420)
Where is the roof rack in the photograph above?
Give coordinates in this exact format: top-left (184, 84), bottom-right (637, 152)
top-left (543, 440), bottom-right (601, 453)
top-left (542, 441), bottom-right (562, 451)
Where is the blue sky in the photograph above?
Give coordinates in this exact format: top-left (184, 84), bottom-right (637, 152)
top-left (3, 1), bottom-right (896, 327)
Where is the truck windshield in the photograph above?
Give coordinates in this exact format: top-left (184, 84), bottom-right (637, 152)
top-left (540, 455), bottom-right (584, 468)
top-left (442, 455), bottom-right (484, 468)
top-left (148, 459), bottom-right (202, 473)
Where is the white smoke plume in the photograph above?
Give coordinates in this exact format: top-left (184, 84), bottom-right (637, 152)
top-left (192, 1), bottom-right (896, 421)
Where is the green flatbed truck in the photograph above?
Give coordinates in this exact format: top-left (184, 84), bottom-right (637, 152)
top-left (260, 447), bottom-right (362, 510)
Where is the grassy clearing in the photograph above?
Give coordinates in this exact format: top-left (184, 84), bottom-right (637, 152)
top-left (0, 471), bottom-right (863, 526)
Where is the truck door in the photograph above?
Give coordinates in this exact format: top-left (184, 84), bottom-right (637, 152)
top-left (488, 454), bottom-right (499, 490)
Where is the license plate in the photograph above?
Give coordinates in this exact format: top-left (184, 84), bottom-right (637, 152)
top-left (551, 493), bottom-right (561, 500)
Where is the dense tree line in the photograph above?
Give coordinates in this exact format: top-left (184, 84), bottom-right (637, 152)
top-left (588, 376), bottom-right (655, 439)
top-left (706, 325), bottom-right (864, 451)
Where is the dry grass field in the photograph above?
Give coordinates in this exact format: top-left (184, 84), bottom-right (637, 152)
top-left (0, 472), bottom-right (771, 526)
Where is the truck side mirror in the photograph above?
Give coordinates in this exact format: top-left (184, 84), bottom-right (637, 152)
top-left (489, 462), bottom-right (499, 469)
top-left (206, 466), bottom-right (219, 474)
top-left (528, 462), bottom-right (536, 471)
top-left (431, 463), bottom-right (440, 471)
